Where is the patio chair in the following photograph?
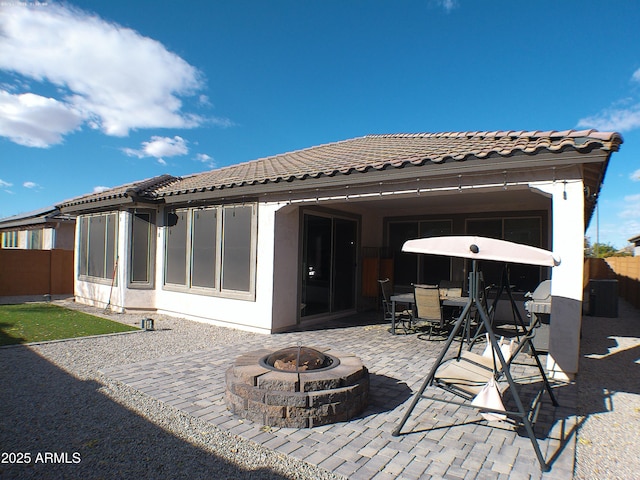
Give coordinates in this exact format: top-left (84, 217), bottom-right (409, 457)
top-left (378, 278), bottom-right (413, 333)
top-left (413, 284), bottom-right (447, 339)
top-left (439, 280), bottom-right (464, 325)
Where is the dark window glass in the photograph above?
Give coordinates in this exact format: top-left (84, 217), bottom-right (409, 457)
top-left (504, 218), bottom-right (541, 246)
top-left (79, 218), bottom-right (88, 276)
top-left (87, 216), bottom-right (106, 277)
top-left (389, 222), bottom-right (419, 287)
top-left (504, 217), bottom-right (542, 292)
top-left (165, 210), bottom-right (188, 285)
top-left (28, 230), bottom-right (42, 249)
top-left (466, 217), bottom-right (542, 292)
top-left (131, 212), bottom-right (152, 283)
top-left (418, 220), bottom-right (453, 284)
top-left (105, 214), bottom-right (117, 279)
top-left (222, 206), bottom-right (252, 292)
top-left (81, 213), bottom-right (117, 280)
top-left (466, 219), bottom-right (503, 239)
top-left (191, 208), bottom-right (217, 288)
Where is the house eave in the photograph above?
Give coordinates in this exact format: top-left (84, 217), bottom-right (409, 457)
top-left (159, 149), bottom-right (610, 205)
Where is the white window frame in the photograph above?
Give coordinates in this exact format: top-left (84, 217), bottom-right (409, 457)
top-left (1, 231), bottom-right (19, 249)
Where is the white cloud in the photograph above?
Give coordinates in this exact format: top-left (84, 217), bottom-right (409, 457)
top-left (123, 135), bottom-right (189, 165)
top-left (434, 0), bottom-right (459, 13)
top-left (577, 104), bottom-right (640, 132)
top-left (631, 169), bottom-right (640, 181)
top-left (0, 90), bottom-right (84, 147)
top-left (145, 136), bottom-right (188, 157)
top-left (195, 153), bottom-right (216, 169)
top-left (603, 194), bottom-right (640, 245)
top-left (93, 186), bottom-right (110, 193)
top-left (577, 70), bottom-right (640, 132)
top-left (620, 193), bottom-right (640, 219)
top-left (23, 181), bottom-right (39, 189)
top-left (0, 4), bottom-right (206, 147)
top-left (0, 179), bottom-right (13, 188)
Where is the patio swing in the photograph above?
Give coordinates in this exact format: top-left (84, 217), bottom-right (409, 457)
top-left (391, 236), bottom-right (560, 472)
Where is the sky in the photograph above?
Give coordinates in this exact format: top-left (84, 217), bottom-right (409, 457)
top-left (0, 0), bottom-right (639, 249)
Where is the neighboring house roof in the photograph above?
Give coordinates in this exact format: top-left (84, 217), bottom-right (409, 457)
top-left (57, 130), bottom-right (622, 218)
top-left (155, 130), bottom-right (621, 197)
top-left (629, 234), bottom-right (640, 244)
top-left (0, 206), bottom-right (74, 230)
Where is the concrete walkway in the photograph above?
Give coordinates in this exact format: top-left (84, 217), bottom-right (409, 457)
top-left (101, 315), bottom-right (578, 479)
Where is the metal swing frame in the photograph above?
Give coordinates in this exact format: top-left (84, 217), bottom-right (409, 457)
top-left (391, 237), bottom-right (560, 472)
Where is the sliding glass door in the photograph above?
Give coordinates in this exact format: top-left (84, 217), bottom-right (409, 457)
top-left (301, 213), bottom-right (357, 318)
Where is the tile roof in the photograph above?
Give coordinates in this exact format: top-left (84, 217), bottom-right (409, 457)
top-left (56, 130), bottom-right (622, 210)
top-left (59, 174), bottom-right (179, 208)
top-left (155, 130), bottom-right (622, 197)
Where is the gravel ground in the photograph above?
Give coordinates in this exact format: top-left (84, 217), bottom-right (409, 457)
top-left (0, 300), bottom-right (345, 480)
top-left (574, 299), bottom-right (640, 480)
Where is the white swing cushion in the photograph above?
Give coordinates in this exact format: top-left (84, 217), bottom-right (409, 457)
top-left (481, 335), bottom-right (518, 364)
top-left (471, 377), bottom-right (507, 421)
top-left (434, 358), bottom-right (495, 396)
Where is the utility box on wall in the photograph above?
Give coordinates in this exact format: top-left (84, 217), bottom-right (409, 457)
top-left (588, 279), bottom-right (618, 318)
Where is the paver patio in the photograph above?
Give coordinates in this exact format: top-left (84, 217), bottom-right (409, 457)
top-left (100, 316), bottom-right (576, 479)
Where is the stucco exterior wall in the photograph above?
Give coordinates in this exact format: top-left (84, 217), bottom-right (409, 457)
top-left (532, 178), bottom-right (585, 380)
top-left (271, 204), bottom-right (301, 332)
top-left (153, 203), bottom-right (277, 334)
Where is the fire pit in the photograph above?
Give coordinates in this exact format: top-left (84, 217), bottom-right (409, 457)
top-left (261, 346), bottom-right (337, 372)
top-left (225, 346), bottom-right (369, 428)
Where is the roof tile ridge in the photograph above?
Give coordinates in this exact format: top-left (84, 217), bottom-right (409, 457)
top-left (131, 174), bottom-right (180, 195)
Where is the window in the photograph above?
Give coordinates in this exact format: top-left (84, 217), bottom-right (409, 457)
top-left (78, 213), bottom-right (118, 281)
top-left (165, 210), bottom-right (188, 285)
top-left (1, 231), bottom-right (18, 248)
top-left (27, 229), bottom-right (43, 250)
top-left (388, 220), bottom-right (452, 287)
top-left (164, 203), bottom-right (256, 298)
top-left (466, 216), bottom-right (542, 292)
top-left (465, 217), bottom-right (541, 246)
top-left (192, 208), bottom-right (217, 288)
top-left (222, 206), bottom-right (252, 291)
top-left (130, 211), bottom-right (155, 287)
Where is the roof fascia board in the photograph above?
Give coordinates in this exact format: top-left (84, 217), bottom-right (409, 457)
top-left (59, 196), bottom-right (164, 215)
top-left (59, 196), bottom-right (136, 215)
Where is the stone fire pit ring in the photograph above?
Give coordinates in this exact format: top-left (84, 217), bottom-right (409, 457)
top-left (225, 346), bottom-right (369, 428)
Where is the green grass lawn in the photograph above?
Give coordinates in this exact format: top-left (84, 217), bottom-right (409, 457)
top-left (0, 303), bottom-right (139, 346)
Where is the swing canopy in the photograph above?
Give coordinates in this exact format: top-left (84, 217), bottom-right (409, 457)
top-left (402, 235), bottom-right (560, 267)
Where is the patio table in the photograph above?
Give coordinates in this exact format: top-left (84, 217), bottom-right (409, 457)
top-left (390, 293), bottom-right (469, 334)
